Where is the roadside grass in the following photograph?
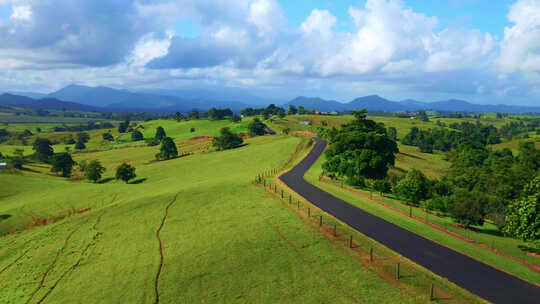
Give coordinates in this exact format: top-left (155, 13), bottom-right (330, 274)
top-left (304, 153), bottom-right (540, 284)
top-left (1, 135), bottom-right (421, 304)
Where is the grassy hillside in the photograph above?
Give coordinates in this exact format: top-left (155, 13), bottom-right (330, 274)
top-left (0, 135), bottom-right (428, 304)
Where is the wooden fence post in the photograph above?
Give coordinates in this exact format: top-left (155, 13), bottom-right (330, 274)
top-left (308, 208), bottom-right (310, 217)
top-left (281, 190), bottom-right (283, 198)
top-left (349, 235), bottom-right (353, 248)
top-left (319, 215), bottom-right (322, 227)
top-left (396, 263), bottom-right (400, 280)
top-left (409, 206), bottom-right (412, 217)
top-left (333, 224), bottom-right (337, 237)
top-left (430, 281), bottom-right (434, 301)
top-left (370, 248), bottom-right (373, 262)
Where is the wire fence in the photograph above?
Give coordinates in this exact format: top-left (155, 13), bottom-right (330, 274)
top-left (253, 169), bottom-right (483, 304)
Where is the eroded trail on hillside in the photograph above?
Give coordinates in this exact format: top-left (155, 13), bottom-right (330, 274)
top-left (154, 193), bottom-right (180, 304)
top-left (280, 137), bottom-right (540, 304)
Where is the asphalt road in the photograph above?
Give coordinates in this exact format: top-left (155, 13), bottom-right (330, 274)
top-left (279, 137), bottom-right (540, 304)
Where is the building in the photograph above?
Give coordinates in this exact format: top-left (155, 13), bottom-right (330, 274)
top-left (0, 163), bottom-right (7, 170)
top-left (299, 121), bottom-right (312, 126)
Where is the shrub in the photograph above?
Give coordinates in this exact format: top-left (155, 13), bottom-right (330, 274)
top-left (156, 137), bottom-right (178, 160)
top-left (213, 127), bottom-right (243, 150)
top-left (116, 163), bottom-right (136, 183)
top-left (85, 160), bottom-right (106, 183)
top-left (131, 130), bottom-right (144, 141)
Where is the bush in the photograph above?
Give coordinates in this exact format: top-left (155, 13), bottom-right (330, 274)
top-left (212, 127), bottom-right (243, 150)
top-left (156, 137), bottom-right (178, 160)
top-left (247, 118), bottom-right (266, 136)
top-left (75, 140), bottom-right (86, 150)
top-left (373, 179), bottom-right (392, 195)
top-left (131, 130), bottom-right (144, 141)
top-left (116, 163), bottom-right (136, 183)
top-left (78, 159), bottom-right (88, 172)
top-left (347, 175), bottom-right (365, 188)
top-left (449, 190), bottom-right (488, 227)
top-left (190, 127), bottom-right (195, 132)
top-left (102, 133), bottom-right (114, 141)
top-left (85, 160), bottom-right (106, 183)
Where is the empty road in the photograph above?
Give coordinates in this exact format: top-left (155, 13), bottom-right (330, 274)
top-left (280, 137), bottom-right (540, 304)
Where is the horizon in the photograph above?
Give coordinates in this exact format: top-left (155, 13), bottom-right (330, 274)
top-left (0, 0), bottom-right (539, 106)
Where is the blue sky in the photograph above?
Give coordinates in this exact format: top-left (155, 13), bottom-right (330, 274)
top-left (0, 0), bottom-right (539, 106)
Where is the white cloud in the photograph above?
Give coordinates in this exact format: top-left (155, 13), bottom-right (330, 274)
top-left (10, 4), bottom-right (31, 20)
top-left (498, 0), bottom-right (540, 74)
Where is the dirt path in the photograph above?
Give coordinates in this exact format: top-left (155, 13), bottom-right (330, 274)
top-left (154, 193), bottom-right (179, 304)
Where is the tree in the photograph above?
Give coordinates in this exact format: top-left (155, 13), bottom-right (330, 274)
top-left (78, 159), bottom-right (88, 172)
top-left (116, 163), bottom-right (136, 183)
top-left (231, 114), bottom-right (242, 123)
top-left (131, 130), bottom-right (144, 141)
top-left (322, 110), bottom-right (399, 181)
top-left (75, 139), bottom-right (86, 150)
top-left (76, 132), bottom-right (90, 144)
top-left (189, 109), bottom-right (200, 120)
top-left (51, 153), bottom-right (76, 177)
top-left (503, 175), bottom-right (539, 248)
top-left (248, 118), bottom-right (266, 136)
top-left (213, 127), bottom-right (243, 150)
top-left (387, 127), bottom-right (397, 141)
top-left (283, 128), bottom-right (291, 135)
top-left (449, 190), bottom-right (488, 227)
top-left (102, 132), bottom-right (114, 141)
top-left (190, 127), bottom-right (195, 132)
top-left (156, 137), bottom-right (178, 160)
top-left (155, 126), bottom-right (166, 141)
top-left (32, 138), bottom-right (54, 162)
top-left (373, 179), bottom-right (392, 196)
top-left (85, 160), bottom-right (106, 183)
top-left (287, 105), bottom-right (298, 115)
top-left (118, 117), bottom-right (130, 133)
top-left (518, 141), bottom-right (539, 171)
top-left (298, 106), bottom-right (306, 115)
top-left (392, 169), bottom-right (429, 206)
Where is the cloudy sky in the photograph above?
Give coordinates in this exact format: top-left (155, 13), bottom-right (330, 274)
top-left (0, 0), bottom-right (539, 105)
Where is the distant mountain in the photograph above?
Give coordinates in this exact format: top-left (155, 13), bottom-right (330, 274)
top-left (0, 93), bottom-right (100, 111)
top-left (47, 85), bottom-right (250, 112)
top-left (7, 91), bottom-right (48, 99)
top-left (285, 97), bottom-right (346, 112)
top-left (348, 95), bottom-right (409, 112)
top-left (285, 95), bottom-right (540, 114)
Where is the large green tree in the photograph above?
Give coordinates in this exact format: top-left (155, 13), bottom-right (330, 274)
top-left (51, 153), bottom-right (76, 177)
top-left (503, 175), bottom-right (539, 248)
top-left (32, 138), bottom-right (54, 162)
top-left (247, 118), bottom-right (266, 136)
top-left (155, 126), bottom-right (166, 140)
top-left (85, 160), bottom-right (106, 183)
top-left (157, 137), bottom-right (178, 160)
top-left (116, 163), bottom-right (136, 183)
top-left (392, 169), bottom-right (429, 206)
top-left (322, 110), bottom-right (398, 180)
top-left (213, 127), bottom-right (243, 150)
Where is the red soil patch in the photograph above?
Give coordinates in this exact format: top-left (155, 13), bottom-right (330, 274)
top-left (78, 208), bottom-right (91, 214)
top-left (526, 252), bottom-right (540, 258)
top-left (294, 131), bottom-right (317, 137)
top-left (189, 136), bottom-right (213, 141)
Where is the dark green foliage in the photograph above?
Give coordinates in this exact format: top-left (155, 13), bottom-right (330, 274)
top-left (518, 141), bottom-right (539, 171)
top-left (102, 132), bottom-right (114, 141)
top-left (131, 130), bottom-right (144, 141)
top-left (76, 132), bottom-right (90, 144)
top-left (116, 163), bottom-right (136, 183)
top-left (373, 179), bottom-right (392, 195)
top-left (189, 110), bottom-right (200, 119)
top-left (78, 159), bottom-right (88, 172)
top-left (12, 157), bottom-right (24, 169)
top-left (387, 127), bottom-right (397, 141)
top-left (503, 175), bottom-right (540, 248)
top-left (75, 140), bottom-right (86, 150)
top-left (207, 108), bottom-right (233, 120)
top-left (448, 190), bottom-right (488, 227)
top-left (230, 114), bottom-right (242, 123)
top-left (51, 153), bottom-right (76, 177)
top-left (155, 126), bottom-right (166, 140)
top-left (85, 160), bottom-right (106, 183)
top-left (283, 128), bottom-right (290, 135)
top-left (190, 127), bottom-right (195, 132)
top-left (347, 175), bottom-right (365, 188)
top-left (298, 106), bottom-right (306, 114)
top-left (118, 117), bottom-right (130, 133)
top-left (322, 110), bottom-right (399, 180)
top-left (156, 137), bottom-right (178, 160)
top-left (32, 138), bottom-right (54, 162)
top-left (145, 138), bottom-right (160, 146)
top-left (213, 127), bottom-right (243, 151)
top-left (287, 105), bottom-right (298, 115)
top-left (392, 169), bottom-right (429, 206)
top-left (416, 111), bottom-right (429, 122)
top-left (248, 118), bottom-right (267, 136)
top-left (263, 111), bottom-right (270, 120)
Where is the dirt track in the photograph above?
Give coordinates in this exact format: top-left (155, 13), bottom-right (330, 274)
top-left (280, 137), bottom-right (540, 304)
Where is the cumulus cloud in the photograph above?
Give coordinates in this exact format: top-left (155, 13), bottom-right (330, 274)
top-left (0, 0), bottom-right (163, 67)
top-left (498, 0), bottom-right (540, 74)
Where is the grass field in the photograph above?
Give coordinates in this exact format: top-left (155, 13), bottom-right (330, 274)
top-left (304, 154), bottom-right (540, 284)
top-left (0, 134), bottom-right (436, 304)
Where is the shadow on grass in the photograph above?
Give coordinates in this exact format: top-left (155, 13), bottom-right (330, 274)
top-left (21, 167), bottom-right (41, 173)
top-left (518, 245), bottom-right (540, 254)
top-left (129, 178), bottom-right (147, 184)
top-left (398, 152), bottom-right (425, 160)
top-left (0, 214), bottom-right (11, 222)
top-left (98, 177), bottom-right (115, 184)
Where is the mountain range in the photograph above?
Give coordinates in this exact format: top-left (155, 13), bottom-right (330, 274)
top-left (2, 85), bottom-right (540, 114)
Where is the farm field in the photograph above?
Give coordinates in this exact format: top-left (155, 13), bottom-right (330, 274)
top-left (304, 153), bottom-right (540, 284)
top-left (0, 134), bottom-right (427, 304)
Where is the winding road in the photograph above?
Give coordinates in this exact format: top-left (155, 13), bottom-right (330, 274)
top-left (280, 137), bottom-right (540, 304)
